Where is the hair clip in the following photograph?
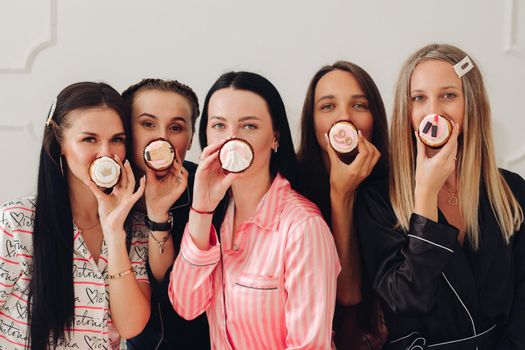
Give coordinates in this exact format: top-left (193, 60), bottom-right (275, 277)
top-left (453, 56), bottom-right (474, 78)
top-left (46, 98), bottom-right (57, 127)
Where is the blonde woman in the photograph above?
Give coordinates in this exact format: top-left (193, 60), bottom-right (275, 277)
top-left (356, 44), bottom-right (525, 349)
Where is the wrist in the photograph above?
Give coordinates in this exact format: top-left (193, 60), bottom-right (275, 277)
top-left (104, 231), bottom-right (127, 250)
top-left (414, 186), bottom-right (438, 202)
top-left (191, 201), bottom-right (216, 213)
top-left (144, 213), bottom-right (173, 232)
top-left (330, 188), bottom-right (355, 206)
top-left (146, 211), bottom-right (170, 224)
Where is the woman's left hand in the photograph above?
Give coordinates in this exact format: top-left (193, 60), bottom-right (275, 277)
top-left (84, 155), bottom-right (145, 241)
top-left (144, 149), bottom-right (189, 222)
top-left (325, 131), bottom-right (381, 198)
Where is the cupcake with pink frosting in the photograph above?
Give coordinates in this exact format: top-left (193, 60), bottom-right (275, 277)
top-left (143, 138), bottom-right (175, 171)
top-left (418, 114), bottom-right (452, 149)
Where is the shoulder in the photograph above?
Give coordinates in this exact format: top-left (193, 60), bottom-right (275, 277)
top-left (499, 168), bottom-right (525, 205)
top-left (282, 189), bottom-right (323, 220)
top-left (499, 168), bottom-right (525, 190)
top-left (280, 189), bottom-right (329, 232)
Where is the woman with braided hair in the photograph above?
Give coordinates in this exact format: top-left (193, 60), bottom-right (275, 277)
top-left (123, 79), bottom-right (211, 349)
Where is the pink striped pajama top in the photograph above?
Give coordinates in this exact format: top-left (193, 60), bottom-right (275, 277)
top-left (0, 197), bottom-right (149, 349)
top-left (169, 174), bottom-right (341, 349)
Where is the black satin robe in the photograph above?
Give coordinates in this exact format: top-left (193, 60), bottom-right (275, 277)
top-left (356, 169), bottom-right (525, 350)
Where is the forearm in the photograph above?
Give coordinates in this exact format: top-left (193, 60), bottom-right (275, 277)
top-left (107, 234), bottom-right (151, 339)
top-left (330, 190), bottom-right (362, 305)
top-left (414, 186), bottom-right (438, 222)
top-left (187, 210), bottom-right (214, 250)
top-left (169, 226), bottom-right (220, 320)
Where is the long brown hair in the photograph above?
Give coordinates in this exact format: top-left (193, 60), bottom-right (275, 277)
top-left (297, 61), bottom-right (389, 338)
top-left (390, 43), bottom-right (523, 249)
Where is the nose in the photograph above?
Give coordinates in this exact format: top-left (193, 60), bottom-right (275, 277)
top-left (338, 107), bottom-right (353, 122)
top-left (428, 97), bottom-right (441, 115)
top-left (158, 127), bottom-right (168, 140)
top-left (97, 142), bottom-right (111, 158)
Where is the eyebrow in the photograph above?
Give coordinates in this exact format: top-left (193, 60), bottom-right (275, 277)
top-left (210, 116), bottom-right (262, 122)
top-left (138, 113), bottom-right (187, 124)
top-left (80, 132), bottom-right (126, 137)
top-left (411, 86), bottom-right (461, 94)
top-left (315, 94), bottom-right (367, 104)
top-left (239, 116), bottom-right (262, 122)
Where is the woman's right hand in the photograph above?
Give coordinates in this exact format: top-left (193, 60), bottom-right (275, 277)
top-left (414, 122), bottom-right (459, 197)
top-left (192, 140), bottom-right (238, 212)
top-left (324, 131), bottom-right (381, 199)
top-left (414, 122), bottom-right (459, 220)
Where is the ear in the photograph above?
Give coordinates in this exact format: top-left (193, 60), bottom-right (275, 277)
top-left (187, 135), bottom-right (194, 151)
top-left (272, 131), bottom-right (280, 149)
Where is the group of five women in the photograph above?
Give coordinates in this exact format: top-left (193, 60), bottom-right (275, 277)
top-left (0, 43), bottom-right (523, 350)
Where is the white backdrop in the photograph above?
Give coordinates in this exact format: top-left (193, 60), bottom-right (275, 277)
top-left (1, 0), bottom-right (524, 203)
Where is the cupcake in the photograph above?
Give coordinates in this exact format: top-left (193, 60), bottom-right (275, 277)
top-left (328, 120), bottom-right (359, 154)
top-left (418, 114), bottom-right (452, 149)
top-left (219, 138), bottom-right (254, 174)
top-left (143, 138), bottom-right (175, 171)
top-left (89, 156), bottom-right (121, 188)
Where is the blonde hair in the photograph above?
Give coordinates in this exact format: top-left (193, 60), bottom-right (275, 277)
top-left (390, 43), bottom-right (523, 249)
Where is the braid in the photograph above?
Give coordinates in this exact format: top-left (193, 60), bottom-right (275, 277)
top-left (122, 78), bottom-right (200, 128)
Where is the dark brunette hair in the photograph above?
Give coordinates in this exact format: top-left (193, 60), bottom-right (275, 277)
top-left (30, 82), bottom-right (129, 349)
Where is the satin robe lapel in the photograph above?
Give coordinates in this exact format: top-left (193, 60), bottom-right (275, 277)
top-left (438, 210), bottom-right (480, 323)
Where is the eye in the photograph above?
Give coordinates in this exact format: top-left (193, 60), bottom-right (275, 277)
top-left (442, 92), bottom-right (457, 100)
top-left (82, 137), bottom-right (96, 143)
top-left (411, 95), bottom-right (425, 102)
top-left (142, 121), bottom-right (155, 128)
top-left (320, 103), bottom-right (334, 112)
top-left (353, 103), bottom-right (369, 110)
top-left (242, 123), bottom-right (257, 130)
top-left (211, 122), bottom-right (225, 130)
top-left (111, 136), bottom-right (126, 143)
top-left (169, 124), bottom-right (183, 132)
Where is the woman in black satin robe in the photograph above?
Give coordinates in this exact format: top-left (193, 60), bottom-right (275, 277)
top-left (356, 44), bottom-right (525, 350)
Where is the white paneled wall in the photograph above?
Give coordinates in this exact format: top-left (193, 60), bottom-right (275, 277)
top-left (1, 0), bottom-right (524, 202)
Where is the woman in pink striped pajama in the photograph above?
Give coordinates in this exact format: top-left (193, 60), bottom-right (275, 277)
top-left (169, 71), bottom-right (341, 349)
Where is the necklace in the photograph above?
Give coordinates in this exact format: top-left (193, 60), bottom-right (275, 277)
top-left (442, 187), bottom-right (458, 206)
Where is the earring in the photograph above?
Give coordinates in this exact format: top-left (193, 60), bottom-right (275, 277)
top-left (272, 144), bottom-right (279, 153)
top-left (59, 156), bottom-right (64, 176)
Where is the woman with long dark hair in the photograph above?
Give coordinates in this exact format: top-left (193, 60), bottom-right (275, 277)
top-left (169, 71), bottom-right (340, 349)
top-left (0, 82), bottom-right (150, 349)
top-left (297, 61), bottom-right (388, 349)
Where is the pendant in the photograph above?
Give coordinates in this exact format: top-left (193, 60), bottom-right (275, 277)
top-left (448, 193), bottom-right (458, 206)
